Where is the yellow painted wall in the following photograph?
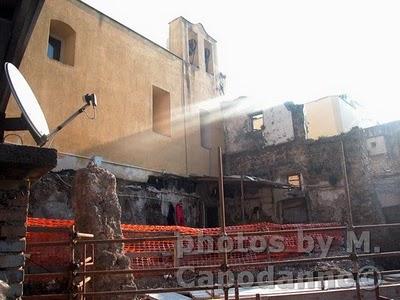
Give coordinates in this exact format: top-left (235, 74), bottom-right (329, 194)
top-left (169, 17), bottom-right (224, 176)
top-left (304, 96), bottom-right (360, 139)
top-left (6, 1), bottom-right (224, 176)
top-left (304, 97), bottom-right (339, 139)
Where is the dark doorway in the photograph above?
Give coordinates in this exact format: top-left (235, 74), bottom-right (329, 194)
top-left (280, 198), bottom-right (308, 224)
top-left (206, 206), bottom-right (219, 227)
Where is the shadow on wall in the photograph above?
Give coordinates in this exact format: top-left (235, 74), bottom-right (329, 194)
top-left (78, 124), bottom-right (219, 176)
top-left (79, 128), bottom-right (186, 173)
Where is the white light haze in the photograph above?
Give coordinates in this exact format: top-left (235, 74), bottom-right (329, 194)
top-left (83, 0), bottom-right (400, 124)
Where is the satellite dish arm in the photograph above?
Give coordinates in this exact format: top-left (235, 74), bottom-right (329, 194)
top-left (39, 93), bottom-right (97, 147)
top-left (39, 102), bottom-right (90, 146)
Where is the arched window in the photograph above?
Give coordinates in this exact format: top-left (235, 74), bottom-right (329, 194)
top-left (47, 20), bottom-right (76, 66)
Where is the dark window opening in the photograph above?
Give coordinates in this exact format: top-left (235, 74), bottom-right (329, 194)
top-left (188, 30), bottom-right (199, 67)
top-left (288, 174), bottom-right (302, 188)
top-left (250, 112), bottom-right (264, 131)
top-left (204, 40), bottom-right (214, 74)
top-left (47, 36), bottom-right (61, 61)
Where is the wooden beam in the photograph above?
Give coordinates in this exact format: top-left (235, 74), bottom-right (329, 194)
top-left (0, 0), bottom-right (44, 124)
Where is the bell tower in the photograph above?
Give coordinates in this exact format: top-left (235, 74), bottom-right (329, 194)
top-left (169, 16), bottom-right (218, 76)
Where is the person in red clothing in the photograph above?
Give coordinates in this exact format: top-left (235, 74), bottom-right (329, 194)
top-left (175, 201), bottom-right (185, 226)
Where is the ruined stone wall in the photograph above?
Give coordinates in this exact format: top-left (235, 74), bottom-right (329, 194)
top-left (285, 102), bottom-right (306, 141)
top-left (224, 129), bottom-right (385, 225)
top-left (195, 180), bottom-right (281, 227)
top-left (364, 121), bottom-right (400, 221)
top-left (222, 100), bottom-right (305, 154)
top-left (30, 171), bottom-right (203, 227)
top-left (341, 130), bottom-right (385, 224)
top-left (222, 184), bottom-right (275, 225)
top-left (364, 121), bottom-right (400, 175)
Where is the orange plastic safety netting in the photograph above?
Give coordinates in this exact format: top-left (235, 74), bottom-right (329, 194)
top-left (26, 217), bottom-right (344, 281)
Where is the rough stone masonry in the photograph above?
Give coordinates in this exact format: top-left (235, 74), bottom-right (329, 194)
top-left (0, 143), bottom-right (57, 299)
top-left (71, 163), bottom-right (137, 299)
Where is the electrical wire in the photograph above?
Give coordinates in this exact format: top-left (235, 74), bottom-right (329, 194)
top-left (47, 131), bottom-right (58, 148)
top-left (3, 133), bottom-right (24, 145)
top-left (84, 107), bottom-right (96, 120)
top-left (46, 107), bottom-right (96, 148)
top-left (52, 173), bottom-right (72, 188)
top-left (51, 172), bottom-right (199, 202)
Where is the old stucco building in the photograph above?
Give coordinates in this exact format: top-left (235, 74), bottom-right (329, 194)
top-left (5, 0), bottom-right (225, 179)
top-left (4, 0), bottom-right (397, 230)
top-left (223, 98), bottom-right (400, 227)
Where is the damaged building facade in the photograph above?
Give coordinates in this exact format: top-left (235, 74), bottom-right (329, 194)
top-left (30, 92), bottom-right (400, 229)
top-left (3, 2), bottom-right (400, 299)
top-left (5, 0), bottom-right (400, 230)
top-left (223, 96), bottom-right (400, 227)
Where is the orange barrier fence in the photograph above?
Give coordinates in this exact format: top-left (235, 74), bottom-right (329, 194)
top-left (26, 217), bottom-right (344, 281)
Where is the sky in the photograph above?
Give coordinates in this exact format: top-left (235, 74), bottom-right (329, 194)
top-left (83, 0), bottom-right (400, 124)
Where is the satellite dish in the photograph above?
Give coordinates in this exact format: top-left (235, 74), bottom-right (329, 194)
top-left (4, 62), bottom-right (50, 144)
top-left (3, 62), bottom-right (97, 147)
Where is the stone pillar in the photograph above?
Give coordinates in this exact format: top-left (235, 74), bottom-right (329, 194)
top-left (0, 181), bottom-right (28, 299)
top-left (71, 163), bottom-right (136, 299)
top-left (0, 143), bottom-right (57, 299)
top-left (343, 129), bottom-right (385, 225)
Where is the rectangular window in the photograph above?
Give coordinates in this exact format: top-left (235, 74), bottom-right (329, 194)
top-left (47, 36), bottom-right (61, 61)
top-left (250, 112), bottom-right (264, 131)
top-left (288, 174), bottom-right (302, 188)
top-left (152, 86), bottom-right (171, 136)
top-left (200, 109), bottom-right (212, 149)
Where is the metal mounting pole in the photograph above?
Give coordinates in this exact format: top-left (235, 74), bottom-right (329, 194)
top-left (340, 139), bottom-right (354, 227)
top-left (41, 103), bottom-right (91, 146)
top-left (340, 139), bottom-right (361, 300)
top-left (234, 278), bottom-right (240, 300)
top-left (218, 147), bottom-right (229, 300)
top-left (240, 175), bottom-right (245, 223)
